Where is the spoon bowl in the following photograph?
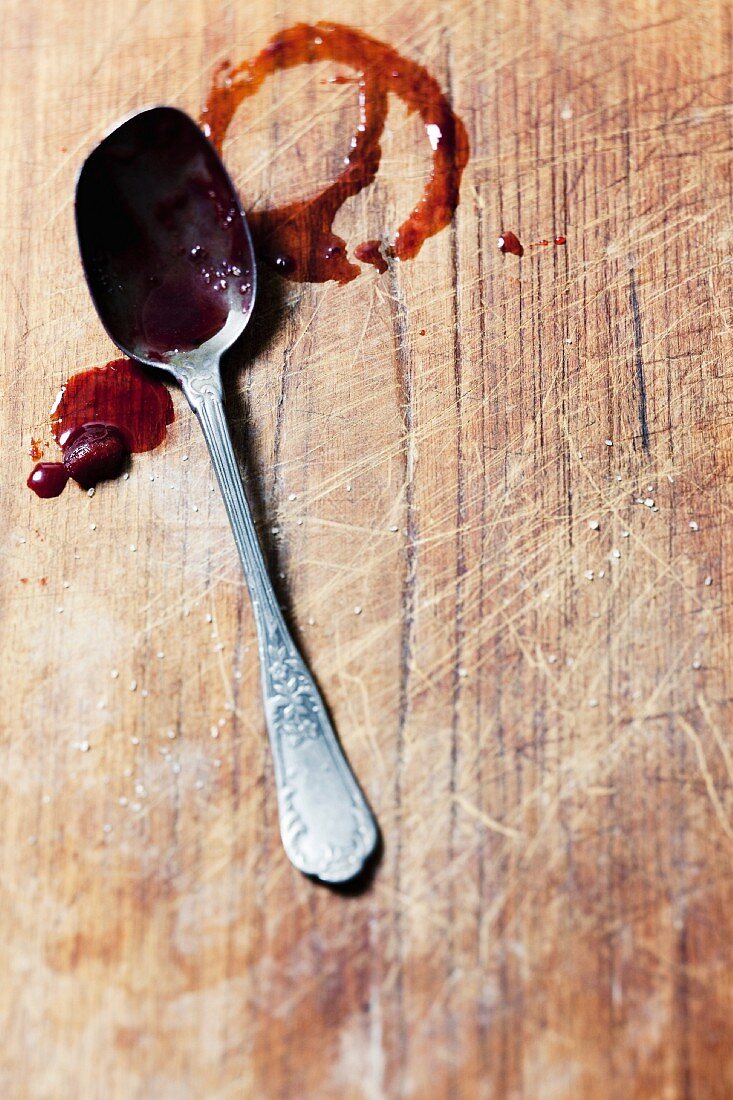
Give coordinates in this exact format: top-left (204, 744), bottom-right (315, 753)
top-left (76, 106), bottom-right (378, 884)
top-left (76, 106), bottom-right (255, 368)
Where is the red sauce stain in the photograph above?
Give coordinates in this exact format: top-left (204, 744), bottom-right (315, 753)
top-left (28, 359), bottom-right (174, 499)
top-left (419, 328), bottom-right (426, 336)
top-left (29, 438), bottom-right (44, 461)
top-left (554, 235), bottom-right (566, 245)
top-left (19, 578), bottom-right (28, 584)
top-left (498, 231), bottom-right (523, 257)
top-left (202, 22), bottom-right (469, 284)
top-left (40, 577), bottom-right (48, 585)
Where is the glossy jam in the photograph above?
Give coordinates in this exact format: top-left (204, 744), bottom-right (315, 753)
top-left (63, 423), bottom-right (129, 489)
top-left (75, 107), bottom-right (254, 360)
top-left (28, 359), bottom-right (174, 498)
top-left (202, 22), bottom-right (469, 283)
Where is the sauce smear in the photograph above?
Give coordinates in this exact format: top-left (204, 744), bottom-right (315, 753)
top-left (202, 21), bottom-right (469, 283)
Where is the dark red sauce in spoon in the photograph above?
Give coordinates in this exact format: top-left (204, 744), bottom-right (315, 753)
top-left (74, 107), bottom-right (255, 362)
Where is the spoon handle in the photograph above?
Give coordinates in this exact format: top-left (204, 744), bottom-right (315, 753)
top-left (182, 374), bottom-right (377, 884)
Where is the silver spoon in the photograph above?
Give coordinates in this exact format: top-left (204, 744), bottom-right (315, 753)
top-left (75, 105), bottom-right (377, 883)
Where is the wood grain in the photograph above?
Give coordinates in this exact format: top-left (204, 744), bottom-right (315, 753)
top-left (2, 1), bottom-right (733, 1096)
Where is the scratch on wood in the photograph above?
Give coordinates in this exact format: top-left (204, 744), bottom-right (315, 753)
top-left (628, 266), bottom-right (650, 451)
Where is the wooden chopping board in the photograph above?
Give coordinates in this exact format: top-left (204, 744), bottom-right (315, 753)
top-left (3, 1), bottom-right (733, 1096)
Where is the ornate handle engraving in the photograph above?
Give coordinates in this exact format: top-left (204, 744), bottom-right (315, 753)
top-left (182, 369), bottom-right (377, 883)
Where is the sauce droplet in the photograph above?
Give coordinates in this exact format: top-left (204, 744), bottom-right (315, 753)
top-left (27, 462), bottom-right (69, 499)
top-left (498, 231), bottom-right (523, 257)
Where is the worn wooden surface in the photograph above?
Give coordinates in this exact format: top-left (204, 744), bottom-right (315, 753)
top-left (3, 0), bottom-right (733, 1096)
